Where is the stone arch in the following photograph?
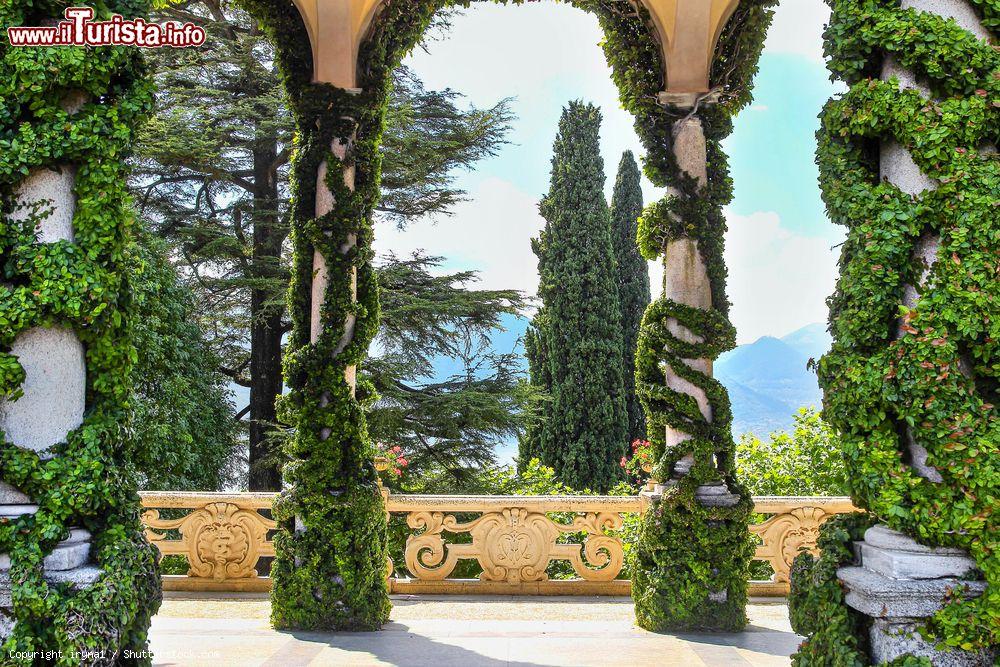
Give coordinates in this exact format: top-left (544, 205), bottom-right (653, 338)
top-left (242, 0), bottom-right (778, 634)
top-left (291, 0), bottom-right (743, 99)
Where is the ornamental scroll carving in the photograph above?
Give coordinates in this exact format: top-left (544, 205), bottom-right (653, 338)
top-left (142, 501), bottom-right (276, 581)
top-left (404, 507), bottom-right (624, 583)
top-left (750, 506), bottom-right (834, 584)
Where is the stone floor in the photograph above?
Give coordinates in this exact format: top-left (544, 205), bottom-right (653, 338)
top-left (149, 593), bottom-right (803, 666)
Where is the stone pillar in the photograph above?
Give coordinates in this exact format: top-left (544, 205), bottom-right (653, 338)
top-left (661, 117), bottom-right (710, 478)
top-left (838, 526), bottom-right (995, 665)
top-left (656, 117), bottom-right (738, 508)
top-left (0, 93), bottom-right (98, 637)
top-left (836, 3), bottom-right (996, 663)
top-left (311, 132), bottom-right (358, 396)
top-left (881, 0), bottom-right (988, 483)
top-left (310, 120), bottom-right (359, 446)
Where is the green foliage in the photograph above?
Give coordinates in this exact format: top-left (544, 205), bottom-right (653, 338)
top-left (135, 0), bottom-right (297, 489)
top-left (615, 0), bottom-right (776, 632)
top-left (366, 252), bottom-right (528, 490)
top-left (737, 408), bottom-right (848, 496)
top-left (797, 0), bottom-right (1000, 655)
top-left (0, 0), bottom-right (160, 661)
top-left (379, 66), bottom-right (514, 224)
top-left (789, 512), bottom-right (876, 666)
top-left (128, 227), bottom-right (242, 491)
top-left (134, 1), bottom-right (514, 490)
top-left (518, 318), bottom-right (551, 468)
top-left (610, 151), bottom-right (650, 447)
top-left (244, 0), bottom-right (776, 631)
top-left (531, 101), bottom-right (628, 493)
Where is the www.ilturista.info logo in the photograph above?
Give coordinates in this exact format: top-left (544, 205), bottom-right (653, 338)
top-left (6, 7), bottom-right (206, 48)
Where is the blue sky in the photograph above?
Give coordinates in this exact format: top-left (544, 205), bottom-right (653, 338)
top-left (375, 0), bottom-right (846, 344)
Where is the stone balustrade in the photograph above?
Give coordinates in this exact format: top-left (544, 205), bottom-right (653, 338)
top-left (139, 492), bottom-right (857, 595)
top-left (140, 492), bottom-right (277, 592)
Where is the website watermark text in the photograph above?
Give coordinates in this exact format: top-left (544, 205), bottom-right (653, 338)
top-left (7, 7), bottom-right (206, 48)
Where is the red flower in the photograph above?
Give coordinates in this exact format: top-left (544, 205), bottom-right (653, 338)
top-left (620, 456), bottom-right (627, 468)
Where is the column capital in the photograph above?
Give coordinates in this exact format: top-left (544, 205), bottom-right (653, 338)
top-left (291, 0), bottom-right (742, 95)
top-left (640, 0), bottom-right (741, 102)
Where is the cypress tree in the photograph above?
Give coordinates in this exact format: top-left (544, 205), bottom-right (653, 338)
top-left (610, 151), bottom-right (651, 446)
top-left (534, 101), bottom-right (627, 492)
top-left (519, 310), bottom-right (552, 469)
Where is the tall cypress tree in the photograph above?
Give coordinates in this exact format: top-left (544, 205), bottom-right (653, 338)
top-left (519, 310), bottom-right (552, 469)
top-left (610, 151), bottom-right (651, 446)
top-left (533, 101), bottom-right (627, 492)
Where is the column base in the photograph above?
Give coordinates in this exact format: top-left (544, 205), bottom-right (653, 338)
top-left (0, 566), bottom-right (102, 641)
top-left (838, 525), bottom-right (996, 666)
top-left (0, 529), bottom-right (91, 571)
top-left (1, 494), bottom-right (95, 642)
top-left (648, 480), bottom-right (740, 507)
top-left (0, 572), bottom-right (11, 641)
top-left (634, 478), bottom-right (750, 631)
top-left (870, 618), bottom-right (997, 666)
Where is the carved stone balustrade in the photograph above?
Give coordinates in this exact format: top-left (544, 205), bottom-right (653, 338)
top-left (140, 492), bottom-right (278, 592)
top-left (386, 494), bottom-right (637, 595)
top-left (748, 496), bottom-right (859, 595)
top-left (139, 492), bottom-right (857, 595)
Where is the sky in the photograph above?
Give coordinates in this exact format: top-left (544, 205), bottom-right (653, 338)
top-left (374, 0), bottom-right (847, 344)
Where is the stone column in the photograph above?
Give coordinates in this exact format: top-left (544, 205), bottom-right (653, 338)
top-left (656, 117), bottom-right (738, 508)
top-left (311, 131), bottom-right (358, 441)
top-left (289, 131), bottom-right (356, 542)
top-left (837, 3), bottom-right (996, 663)
top-left (881, 0), bottom-right (988, 483)
top-left (0, 94), bottom-right (97, 639)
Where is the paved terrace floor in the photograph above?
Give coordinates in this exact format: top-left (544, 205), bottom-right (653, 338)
top-left (150, 594), bottom-right (803, 666)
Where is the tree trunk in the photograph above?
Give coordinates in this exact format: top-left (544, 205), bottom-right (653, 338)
top-left (247, 141), bottom-right (284, 491)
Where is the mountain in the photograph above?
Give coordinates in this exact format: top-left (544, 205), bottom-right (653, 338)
top-left (715, 323), bottom-right (831, 438)
top-left (780, 322), bottom-right (833, 363)
top-left (442, 319), bottom-right (831, 459)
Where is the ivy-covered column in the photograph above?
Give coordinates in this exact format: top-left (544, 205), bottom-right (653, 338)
top-left (627, 1), bottom-right (776, 631)
top-left (630, 103), bottom-right (754, 633)
top-left (0, 0), bottom-right (160, 660)
top-left (790, 0), bottom-right (998, 664)
top-left (242, 0), bottom-right (446, 632)
top-left (266, 71), bottom-right (391, 632)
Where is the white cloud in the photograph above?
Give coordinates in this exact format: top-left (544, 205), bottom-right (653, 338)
top-left (763, 0), bottom-right (830, 64)
top-left (374, 177), bottom-right (545, 300)
top-left (723, 210), bottom-right (842, 343)
top-left (648, 211), bottom-right (841, 344)
top-left (406, 4), bottom-right (608, 109)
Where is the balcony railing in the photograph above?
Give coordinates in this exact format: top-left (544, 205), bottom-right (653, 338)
top-left (139, 491), bottom-right (857, 596)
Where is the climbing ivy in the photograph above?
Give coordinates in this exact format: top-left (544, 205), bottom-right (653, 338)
top-left (243, 0), bottom-right (775, 631)
top-left (0, 1), bottom-right (160, 663)
top-left (790, 512), bottom-right (877, 666)
top-left (627, 0), bottom-right (777, 632)
top-left (791, 0), bottom-right (999, 658)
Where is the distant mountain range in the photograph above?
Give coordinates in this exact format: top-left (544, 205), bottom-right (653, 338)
top-left (226, 317), bottom-right (830, 464)
top-left (715, 323), bottom-right (831, 438)
top-left (473, 318), bottom-right (832, 449)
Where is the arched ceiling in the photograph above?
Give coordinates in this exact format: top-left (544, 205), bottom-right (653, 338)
top-left (290, 0), bottom-right (740, 101)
